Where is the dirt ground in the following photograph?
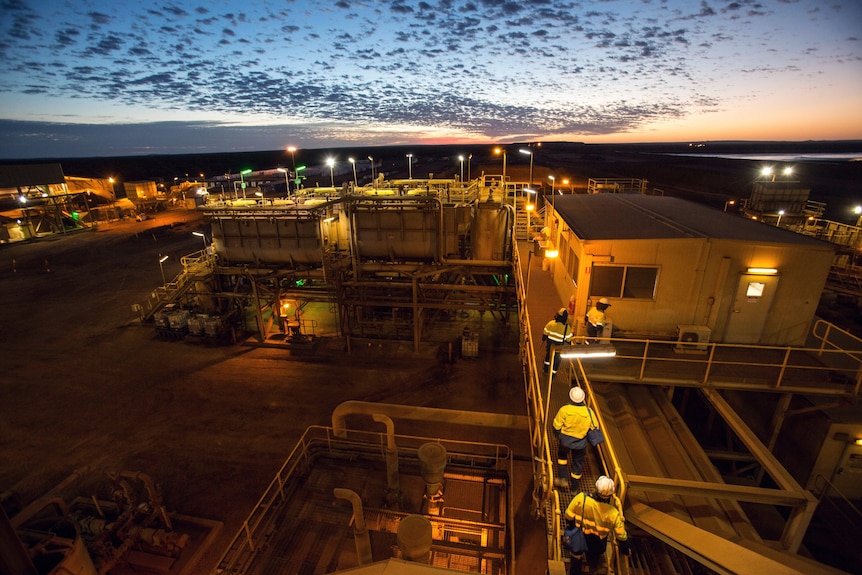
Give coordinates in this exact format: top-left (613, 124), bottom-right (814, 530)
top-left (0, 208), bottom-right (547, 573)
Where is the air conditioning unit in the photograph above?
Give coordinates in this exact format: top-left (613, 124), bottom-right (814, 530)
top-left (675, 325), bottom-right (711, 352)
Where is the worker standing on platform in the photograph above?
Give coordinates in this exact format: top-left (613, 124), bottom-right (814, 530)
top-left (564, 476), bottom-right (630, 574)
top-left (543, 308), bottom-right (574, 374)
top-left (585, 298), bottom-right (611, 343)
top-left (552, 387), bottom-right (593, 487)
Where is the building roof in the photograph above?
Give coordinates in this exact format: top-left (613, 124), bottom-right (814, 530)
top-left (553, 194), bottom-right (831, 246)
top-left (0, 163), bottom-right (65, 188)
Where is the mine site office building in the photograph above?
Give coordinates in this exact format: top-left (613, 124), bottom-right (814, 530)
top-left (541, 194), bottom-right (835, 346)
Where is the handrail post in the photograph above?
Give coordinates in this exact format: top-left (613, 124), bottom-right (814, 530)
top-left (638, 339), bottom-right (649, 380)
top-left (775, 347), bottom-right (792, 389)
top-left (702, 343), bottom-right (716, 385)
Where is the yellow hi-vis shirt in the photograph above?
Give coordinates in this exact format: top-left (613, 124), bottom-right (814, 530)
top-left (552, 403), bottom-right (593, 439)
top-left (543, 319), bottom-right (574, 343)
top-left (586, 306), bottom-right (606, 327)
top-left (565, 493), bottom-right (628, 542)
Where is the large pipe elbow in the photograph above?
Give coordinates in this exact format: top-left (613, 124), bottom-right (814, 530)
top-left (333, 488), bottom-right (373, 565)
top-left (372, 414), bottom-right (397, 450)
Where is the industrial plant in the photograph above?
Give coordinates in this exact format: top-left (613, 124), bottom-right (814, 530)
top-left (1, 151), bottom-right (860, 575)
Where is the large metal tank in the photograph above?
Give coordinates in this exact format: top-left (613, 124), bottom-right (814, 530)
top-left (471, 201), bottom-right (511, 261)
top-left (211, 217), bottom-right (323, 266)
top-left (353, 202), bottom-right (441, 261)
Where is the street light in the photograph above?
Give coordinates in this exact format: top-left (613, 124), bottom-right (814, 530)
top-left (776, 209), bottom-right (785, 227)
top-left (519, 148), bottom-right (533, 188)
top-left (406, 153), bottom-right (413, 179)
top-left (549, 175), bottom-right (555, 194)
top-left (368, 156), bottom-right (376, 192)
top-left (349, 157), bottom-right (358, 189)
top-left (468, 154), bottom-right (472, 182)
top-left (494, 147), bottom-right (507, 197)
top-left (326, 157), bottom-right (335, 187)
top-left (192, 231), bottom-right (207, 252)
top-left (277, 167), bottom-right (290, 196)
top-left (158, 254), bottom-right (169, 284)
top-left (287, 146), bottom-right (297, 173)
top-left (724, 199), bottom-right (736, 212)
top-left (239, 168), bottom-right (252, 199)
top-left (458, 155), bottom-right (464, 183)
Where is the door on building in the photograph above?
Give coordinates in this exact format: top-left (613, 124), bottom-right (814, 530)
top-left (724, 273), bottom-right (779, 343)
top-left (831, 441), bottom-right (862, 499)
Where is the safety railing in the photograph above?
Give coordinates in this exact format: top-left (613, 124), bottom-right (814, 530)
top-left (580, 334), bottom-right (862, 397)
top-left (215, 425), bottom-right (512, 575)
top-left (812, 474), bottom-right (862, 531)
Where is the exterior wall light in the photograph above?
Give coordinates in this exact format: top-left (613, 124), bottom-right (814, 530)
top-left (746, 268), bottom-right (778, 275)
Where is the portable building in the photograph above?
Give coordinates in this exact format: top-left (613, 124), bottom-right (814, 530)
top-left (543, 194), bottom-right (835, 346)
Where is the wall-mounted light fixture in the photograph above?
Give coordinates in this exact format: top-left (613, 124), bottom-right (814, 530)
top-left (746, 267), bottom-right (778, 275)
top-left (545, 249), bottom-right (559, 258)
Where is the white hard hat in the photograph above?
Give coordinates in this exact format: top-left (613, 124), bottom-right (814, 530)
top-left (569, 387), bottom-right (585, 404)
top-left (596, 475), bottom-right (615, 497)
top-left (599, 297), bottom-right (610, 306)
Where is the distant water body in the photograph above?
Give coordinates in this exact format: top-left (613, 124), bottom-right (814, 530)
top-left (666, 152), bottom-right (862, 162)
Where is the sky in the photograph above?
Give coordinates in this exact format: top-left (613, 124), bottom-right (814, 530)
top-left (0, 0), bottom-right (860, 159)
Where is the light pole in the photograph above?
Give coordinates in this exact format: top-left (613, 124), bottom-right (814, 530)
top-left (159, 254), bottom-right (169, 284)
top-left (192, 231), bottom-right (207, 252)
top-left (468, 154), bottom-right (472, 182)
top-left (326, 157), bottom-right (335, 187)
top-left (494, 147), bottom-right (507, 199)
top-left (776, 209), bottom-right (784, 227)
top-left (277, 167), bottom-right (290, 196)
top-left (349, 158), bottom-right (358, 189)
top-left (406, 153), bottom-right (413, 179)
top-left (458, 155), bottom-right (464, 183)
top-left (368, 156), bottom-right (376, 192)
top-left (724, 199), bottom-right (736, 212)
top-left (519, 148), bottom-right (533, 188)
top-left (287, 146), bottom-right (297, 173)
top-left (549, 175), bottom-right (556, 208)
top-left (239, 168), bottom-right (252, 199)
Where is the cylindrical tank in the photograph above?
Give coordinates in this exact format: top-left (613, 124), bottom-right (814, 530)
top-left (417, 442), bottom-right (447, 498)
top-left (471, 202), bottom-right (509, 261)
top-left (211, 217), bottom-right (323, 265)
top-left (397, 514), bottom-right (432, 563)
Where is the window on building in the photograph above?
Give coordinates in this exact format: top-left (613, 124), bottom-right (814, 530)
top-left (590, 265), bottom-right (658, 299)
top-left (568, 249), bottom-right (579, 288)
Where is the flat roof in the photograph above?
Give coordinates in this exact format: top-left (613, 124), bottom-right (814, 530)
top-left (0, 163), bottom-right (65, 188)
top-left (553, 194), bottom-right (831, 246)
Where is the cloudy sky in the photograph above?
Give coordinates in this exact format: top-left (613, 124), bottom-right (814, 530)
top-left (0, 0), bottom-right (860, 159)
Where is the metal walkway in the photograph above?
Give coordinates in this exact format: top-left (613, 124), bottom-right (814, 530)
top-left (517, 240), bottom-right (856, 575)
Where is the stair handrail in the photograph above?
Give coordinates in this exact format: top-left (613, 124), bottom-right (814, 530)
top-left (812, 473), bottom-right (862, 528)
